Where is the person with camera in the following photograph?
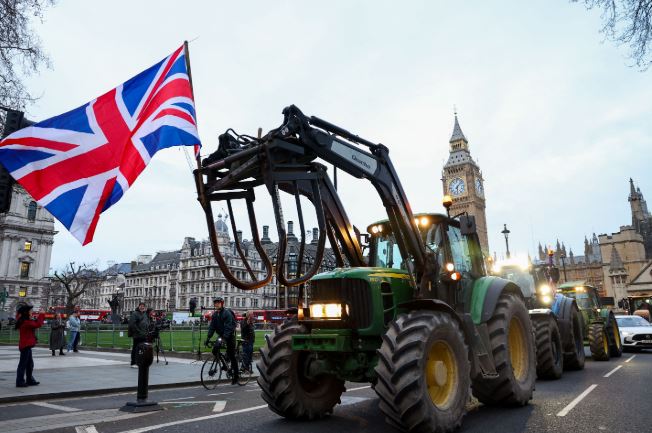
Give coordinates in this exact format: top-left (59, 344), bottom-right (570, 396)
top-left (128, 302), bottom-right (149, 368)
top-left (205, 297), bottom-right (238, 384)
top-left (15, 304), bottom-right (45, 387)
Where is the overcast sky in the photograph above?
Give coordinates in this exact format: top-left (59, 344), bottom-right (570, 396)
top-left (21, 0), bottom-right (651, 272)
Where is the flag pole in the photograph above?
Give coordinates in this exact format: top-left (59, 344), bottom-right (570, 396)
top-left (183, 40), bottom-right (201, 170)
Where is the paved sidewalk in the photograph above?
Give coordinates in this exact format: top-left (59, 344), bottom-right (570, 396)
top-left (0, 346), bottom-right (211, 403)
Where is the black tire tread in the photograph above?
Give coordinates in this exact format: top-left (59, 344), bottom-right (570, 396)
top-left (374, 310), bottom-right (470, 433)
top-left (588, 323), bottom-right (609, 361)
top-left (563, 305), bottom-right (586, 370)
top-left (533, 315), bottom-right (563, 380)
top-left (471, 292), bottom-right (536, 406)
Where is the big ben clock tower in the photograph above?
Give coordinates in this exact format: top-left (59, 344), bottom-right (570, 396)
top-left (441, 113), bottom-right (489, 254)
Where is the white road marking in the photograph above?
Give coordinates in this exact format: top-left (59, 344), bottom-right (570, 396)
top-left (556, 384), bottom-right (598, 417)
top-left (213, 401), bottom-right (226, 412)
top-left (603, 365), bottom-right (622, 377)
top-left (75, 426), bottom-right (99, 433)
top-left (159, 401), bottom-right (224, 404)
top-left (3, 408), bottom-right (151, 433)
top-left (208, 392), bottom-right (233, 396)
top-left (117, 404), bottom-right (269, 433)
top-left (162, 396), bottom-right (194, 401)
top-left (31, 402), bottom-right (81, 412)
top-left (347, 385), bottom-right (372, 392)
top-left (625, 354), bottom-right (637, 363)
top-left (245, 389), bottom-right (259, 392)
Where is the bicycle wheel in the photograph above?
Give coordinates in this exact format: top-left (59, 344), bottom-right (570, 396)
top-left (201, 357), bottom-right (222, 390)
top-left (237, 354), bottom-right (252, 386)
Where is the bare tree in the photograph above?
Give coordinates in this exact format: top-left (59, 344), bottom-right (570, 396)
top-left (0, 0), bottom-right (55, 110)
top-left (53, 262), bottom-right (101, 314)
top-left (574, 0), bottom-right (652, 69)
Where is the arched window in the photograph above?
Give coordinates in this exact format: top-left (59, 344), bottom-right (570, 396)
top-left (27, 201), bottom-right (37, 222)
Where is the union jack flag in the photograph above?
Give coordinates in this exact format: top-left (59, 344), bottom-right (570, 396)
top-left (0, 45), bottom-right (201, 245)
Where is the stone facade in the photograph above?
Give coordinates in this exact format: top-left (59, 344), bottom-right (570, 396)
top-left (598, 226), bottom-right (647, 298)
top-left (0, 184), bottom-right (56, 311)
top-left (441, 114), bottom-right (489, 254)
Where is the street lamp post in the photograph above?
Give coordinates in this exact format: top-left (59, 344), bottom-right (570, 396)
top-left (560, 253), bottom-right (567, 282)
top-left (501, 224), bottom-right (511, 259)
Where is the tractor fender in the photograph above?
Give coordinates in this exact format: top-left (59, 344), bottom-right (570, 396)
top-left (471, 276), bottom-right (524, 325)
top-left (398, 299), bottom-right (462, 327)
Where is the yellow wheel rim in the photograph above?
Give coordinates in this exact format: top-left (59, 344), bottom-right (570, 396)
top-left (612, 323), bottom-right (621, 350)
top-left (426, 341), bottom-right (458, 409)
top-left (603, 332), bottom-right (609, 354)
top-left (508, 317), bottom-right (527, 382)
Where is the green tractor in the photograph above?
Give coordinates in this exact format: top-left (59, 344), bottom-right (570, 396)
top-left (492, 261), bottom-right (585, 379)
top-left (557, 282), bottom-right (622, 361)
top-left (195, 106), bottom-right (537, 432)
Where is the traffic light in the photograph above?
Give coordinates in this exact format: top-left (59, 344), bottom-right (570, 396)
top-left (0, 108), bottom-right (35, 213)
top-left (189, 297), bottom-right (197, 315)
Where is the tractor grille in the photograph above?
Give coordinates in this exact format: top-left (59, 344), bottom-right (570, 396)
top-left (309, 278), bottom-right (372, 329)
top-left (632, 334), bottom-right (652, 341)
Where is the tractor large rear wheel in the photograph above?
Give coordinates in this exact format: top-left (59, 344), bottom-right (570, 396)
top-left (607, 314), bottom-right (623, 358)
top-left (375, 310), bottom-right (470, 433)
top-left (533, 315), bottom-right (563, 380)
top-left (588, 323), bottom-right (610, 361)
top-left (257, 322), bottom-right (345, 419)
top-left (563, 304), bottom-right (585, 370)
top-left (471, 292), bottom-right (536, 406)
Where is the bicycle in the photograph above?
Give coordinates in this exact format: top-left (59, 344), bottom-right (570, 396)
top-left (201, 338), bottom-right (252, 389)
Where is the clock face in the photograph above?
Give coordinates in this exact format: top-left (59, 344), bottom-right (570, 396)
top-left (475, 178), bottom-right (484, 197)
top-left (449, 178), bottom-right (465, 196)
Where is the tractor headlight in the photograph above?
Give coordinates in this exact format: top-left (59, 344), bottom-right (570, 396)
top-left (538, 284), bottom-right (552, 295)
top-left (541, 295), bottom-right (552, 305)
top-left (309, 303), bottom-right (347, 319)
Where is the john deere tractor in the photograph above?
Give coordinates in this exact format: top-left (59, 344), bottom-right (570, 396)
top-left (194, 106), bottom-right (537, 432)
top-left (492, 261), bottom-right (585, 379)
top-left (558, 282), bottom-right (622, 361)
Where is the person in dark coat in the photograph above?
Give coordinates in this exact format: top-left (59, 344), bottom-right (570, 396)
top-left (15, 304), bottom-right (45, 387)
top-left (240, 311), bottom-right (255, 372)
top-left (205, 297), bottom-right (238, 384)
top-left (128, 302), bottom-right (149, 368)
top-left (49, 313), bottom-right (65, 356)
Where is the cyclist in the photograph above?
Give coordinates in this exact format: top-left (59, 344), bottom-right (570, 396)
top-left (205, 297), bottom-right (238, 384)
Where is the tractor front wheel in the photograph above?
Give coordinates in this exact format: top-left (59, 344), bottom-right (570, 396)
top-left (533, 315), bottom-right (563, 380)
top-left (257, 322), bottom-right (344, 419)
top-left (471, 292), bottom-right (536, 406)
top-left (563, 303), bottom-right (585, 370)
top-left (607, 314), bottom-right (623, 358)
top-left (375, 310), bottom-right (470, 433)
top-left (588, 323), bottom-right (610, 361)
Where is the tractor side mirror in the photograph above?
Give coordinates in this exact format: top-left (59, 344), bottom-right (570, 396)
top-left (459, 215), bottom-right (476, 236)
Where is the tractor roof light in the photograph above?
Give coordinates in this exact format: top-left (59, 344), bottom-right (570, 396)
top-left (574, 286), bottom-right (585, 292)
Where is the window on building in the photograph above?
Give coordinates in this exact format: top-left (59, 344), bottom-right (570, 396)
top-left (27, 201), bottom-right (37, 222)
top-left (18, 287), bottom-right (28, 297)
top-left (24, 241), bottom-right (32, 252)
top-left (20, 262), bottom-right (30, 279)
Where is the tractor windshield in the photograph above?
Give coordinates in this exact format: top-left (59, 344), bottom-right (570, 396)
top-left (565, 291), bottom-right (592, 310)
top-left (495, 266), bottom-right (535, 298)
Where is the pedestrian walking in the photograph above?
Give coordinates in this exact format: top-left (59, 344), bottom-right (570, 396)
top-left (128, 302), bottom-right (149, 368)
top-left (49, 313), bottom-right (66, 356)
top-left (205, 297), bottom-right (238, 384)
top-left (66, 310), bottom-right (81, 352)
top-left (15, 303), bottom-right (45, 387)
top-left (240, 311), bottom-right (255, 373)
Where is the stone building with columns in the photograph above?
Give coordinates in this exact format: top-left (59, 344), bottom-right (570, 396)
top-left (0, 184), bottom-right (56, 311)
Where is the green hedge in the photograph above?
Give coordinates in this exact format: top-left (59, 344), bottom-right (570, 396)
top-left (0, 323), bottom-right (272, 352)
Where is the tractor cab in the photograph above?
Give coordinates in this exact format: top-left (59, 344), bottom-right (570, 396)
top-left (491, 260), bottom-right (560, 308)
top-left (367, 212), bottom-right (486, 278)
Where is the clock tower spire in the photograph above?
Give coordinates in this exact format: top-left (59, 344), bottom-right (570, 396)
top-left (441, 112), bottom-right (489, 254)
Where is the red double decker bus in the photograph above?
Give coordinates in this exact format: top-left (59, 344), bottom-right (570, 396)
top-left (45, 306), bottom-right (111, 322)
